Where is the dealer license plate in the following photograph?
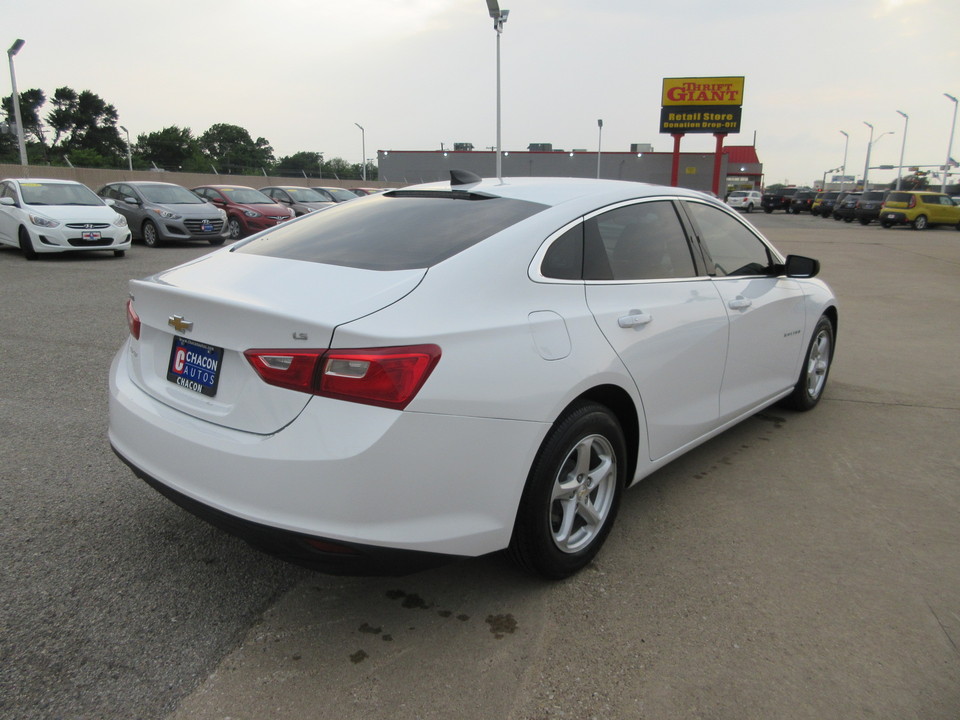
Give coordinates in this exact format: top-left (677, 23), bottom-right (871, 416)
top-left (167, 336), bottom-right (223, 397)
top-left (202, 223), bottom-right (214, 232)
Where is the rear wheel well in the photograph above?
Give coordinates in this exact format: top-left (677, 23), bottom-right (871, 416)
top-left (560, 384), bottom-right (640, 483)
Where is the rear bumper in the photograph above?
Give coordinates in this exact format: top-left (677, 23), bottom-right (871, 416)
top-left (108, 346), bottom-right (547, 566)
top-left (880, 211), bottom-right (909, 224)
top-left (113, 447), bottom-right (461, 575)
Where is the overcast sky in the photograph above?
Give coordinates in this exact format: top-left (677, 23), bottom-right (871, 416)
top-left (5, 0), bottom-right (959, 186)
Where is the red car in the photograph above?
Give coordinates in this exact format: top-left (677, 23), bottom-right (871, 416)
top-left (192, 185), bottom-right (294, 240)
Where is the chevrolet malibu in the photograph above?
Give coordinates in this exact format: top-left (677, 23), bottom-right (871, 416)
top-left (109, 175), bottom-right (838, 579)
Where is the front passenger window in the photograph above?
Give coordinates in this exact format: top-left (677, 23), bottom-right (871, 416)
top-left (685, 202), bottom-right (773, 277)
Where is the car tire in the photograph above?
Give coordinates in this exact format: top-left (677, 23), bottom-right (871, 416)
top-left (746, 203), bottom-right (753, 213)
top-left (508, 402), bottom-right (625, 579)
top-left (19, 227), bottom-right (37, 261)
top-left (114, 250), bottom-right (126, 257)
top-left (782, 315), bottom-right (834, 412)
top-left (142, 220), bottom-right (160, 247)
top-left (912, 215), bottom-right (928, 230)
top-left (227, 217), bottom-right (242, 241)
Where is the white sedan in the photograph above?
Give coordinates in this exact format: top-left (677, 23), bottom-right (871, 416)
top-left (0, 178), bottom-right (131, 259)
top-left (109, 175), bottom-right (837, 579)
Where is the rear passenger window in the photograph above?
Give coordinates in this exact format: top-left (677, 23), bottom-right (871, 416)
top-left (583, 200), bottom-right (696, 281)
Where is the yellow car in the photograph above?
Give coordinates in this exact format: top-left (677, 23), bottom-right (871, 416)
top-left (880, 191), bottom-right (960, 230)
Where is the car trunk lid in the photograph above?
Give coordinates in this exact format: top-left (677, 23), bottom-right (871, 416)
top-left (125, 251), bottom-right (425, 433)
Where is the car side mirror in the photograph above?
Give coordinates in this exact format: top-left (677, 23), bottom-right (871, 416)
top-left (0, 197), bottom-right (15, 207)
top-left (781, 254), bottom-right (820, 278)
top-left (124, 196), bottom-right (139, 205)
top-left (103, 198), bottom-right (116, 207)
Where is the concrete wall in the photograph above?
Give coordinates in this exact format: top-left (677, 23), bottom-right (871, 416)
top-left (377, 150), bottom-right (730, 192)
top-left (0, 163), bottom-right (395, 192)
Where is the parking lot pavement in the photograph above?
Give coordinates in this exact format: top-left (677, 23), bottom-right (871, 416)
top-left (3, 216), bottom-right (960, 720)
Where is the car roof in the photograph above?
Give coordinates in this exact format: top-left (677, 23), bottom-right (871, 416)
top-left (116, 180), bottom-right (179, 187)
top-left (8, 177), bottom-right (83, 186)
top-left (400, 176), bottom-right (716, 211)
top-left (195, 184), bottom-right (254, 190)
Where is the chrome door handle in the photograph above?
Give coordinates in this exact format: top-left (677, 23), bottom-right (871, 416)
top-left (728, 297), bottom-right (752, 310)
top-left (618, 311), bottom-right (652, 328)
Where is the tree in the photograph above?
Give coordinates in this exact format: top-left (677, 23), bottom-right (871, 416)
top-left (322, 157), bottom-right (352, 180)
top-left (888, 172), bottom-right (930, 191)
top-left (2, 88), bottom-right (49, 163)
top-left (200, 123), bottom-right (275, 174)
top-left (2, 88), bottom-right (47, 145)
top-left (135, 126), bottom-right (203, 171)
top-left (47, 86), bottom-right (125, 165)
top-left (276, 151), bottom-right (324, 177)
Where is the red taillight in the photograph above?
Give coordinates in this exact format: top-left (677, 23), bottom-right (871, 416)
top-left (126, 298), bottom-right (140, 340)
top-left (243, 350), bottom-right (324, 393)
top-left (244, 344), bottom-right (441, 411)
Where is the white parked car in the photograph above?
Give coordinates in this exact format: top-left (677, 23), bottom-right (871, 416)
top-left (109, 175), bottom-right (837, 579)
top-left (726, 190), bottom-right (763, 213)
top-left (0, 178), bottom-right (131, 259)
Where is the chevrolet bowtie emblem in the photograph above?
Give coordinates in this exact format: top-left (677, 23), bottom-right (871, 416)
top-left (168, 315), bottom-right (193, 333)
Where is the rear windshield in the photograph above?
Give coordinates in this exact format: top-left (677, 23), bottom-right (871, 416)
top-left (885, 192), bottom-right (912, 203)
top-left (234, 191), bottom-right (548, 270)
top-left (862, 191), bottom-right (886, 201)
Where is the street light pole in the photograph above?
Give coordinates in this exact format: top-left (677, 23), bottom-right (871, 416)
top-left (942, 93), bottom-right (957, 193)
top-left (354, 123), bottom-right (366, 181)
top-left (839, 130), bottom-right (849, 194)
top-left (862, 121), bottom-right (874, 190)
top-left (596, 119), bottom-right (603, 179)
top-left (7, 39), bottom-right (28, 167)
top-left (822, 167), bottom-right (839, 190)
top-left (119, 124), bottom-right (133, 172)
top-left (486, 0), bottom-right (509, 183)
top-left (895, 111), bottom-right (908, 191)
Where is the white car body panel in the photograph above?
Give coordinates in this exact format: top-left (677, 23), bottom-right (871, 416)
top-left (110, 350), bottom-right (546, 555)
top-left (586, 278), bottom-right (729, 460)
top-left (711, 276), bottom-right (807, 419)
